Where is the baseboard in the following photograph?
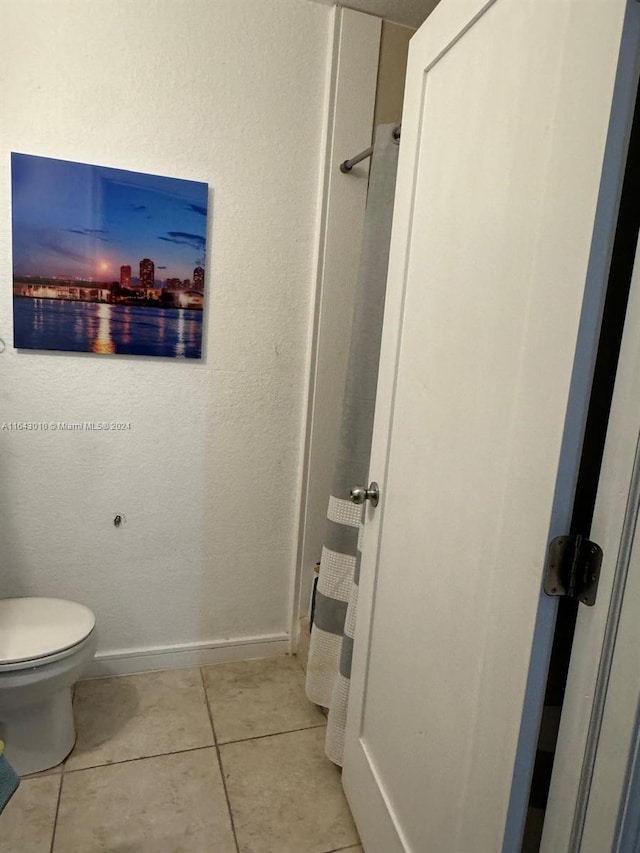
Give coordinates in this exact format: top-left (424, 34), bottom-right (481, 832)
top-left (83, 633), bottom-right (291, 679)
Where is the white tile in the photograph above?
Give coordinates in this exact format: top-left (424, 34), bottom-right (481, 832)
top-left (66, 667), bottom-right (213, 770)
top-left (0, 775), bottom-right (60, 853)
top-left (221, 727), bottom-right (359, 853)
top-left (55, 749), bottom-right (236, 852)
top-left (203, 656), bottom-right (325, 743)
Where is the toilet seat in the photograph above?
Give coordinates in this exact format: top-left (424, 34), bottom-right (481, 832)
top-left (0, 598), bottom-right (96, 673)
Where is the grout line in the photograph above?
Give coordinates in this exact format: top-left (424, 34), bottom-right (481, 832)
top-left (63, 743), bottom-right (215, 774)
top-left (58, 719), bottom-right (327, 776)
top-left (21, 767), bottom-right (62, 781)
top-left (198, 666), bottom-right (217, 748)
top-left (218, 722), bottom-right (327, 748)
top-left (200, 666), bottom-right (241, 853)
top-left (49, 772), bottom-right (64, 853)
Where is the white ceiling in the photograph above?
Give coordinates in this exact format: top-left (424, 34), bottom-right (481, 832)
top-left (311, 0), bottom-right (440, 29)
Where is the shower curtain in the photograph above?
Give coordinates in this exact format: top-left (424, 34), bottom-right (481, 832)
top-left (305, 123), bottom-right (399, 766)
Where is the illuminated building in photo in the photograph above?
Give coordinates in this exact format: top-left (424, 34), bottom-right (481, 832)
top-left (120, 265), bottom-right (131, 288)
top-left (193, 266), bottom-right (204, 291)
top-left (139, 258), bottom-right (154, 289)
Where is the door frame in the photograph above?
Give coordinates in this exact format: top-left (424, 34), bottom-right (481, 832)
top-left (291, 6), bottom-right (381, 648)
top-left (542, 198), bottom-right (640, 853)
top-left (540, 8), bottom-right (640, 847)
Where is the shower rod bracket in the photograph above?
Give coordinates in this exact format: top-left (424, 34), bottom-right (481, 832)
top-left (340, 125), bottom-right (401, 174)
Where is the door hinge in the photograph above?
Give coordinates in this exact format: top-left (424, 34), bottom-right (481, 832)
top-left (543, 535), bottom-right (603, 606)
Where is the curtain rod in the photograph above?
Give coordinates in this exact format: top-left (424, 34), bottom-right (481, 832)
top-left (340, 125), bottom-right (401, 173)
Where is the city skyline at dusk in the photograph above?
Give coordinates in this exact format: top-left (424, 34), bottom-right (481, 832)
top-left (11, 153), bottom-right (209, 282)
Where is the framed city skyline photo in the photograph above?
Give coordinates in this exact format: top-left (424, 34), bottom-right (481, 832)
top-left (11, 153), bottom-right (208, 358)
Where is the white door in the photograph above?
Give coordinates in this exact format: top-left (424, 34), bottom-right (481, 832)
top-left (342, 1), bottom-right (639, 851)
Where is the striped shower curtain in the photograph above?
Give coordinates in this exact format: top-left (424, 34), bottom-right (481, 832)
top-left (305, 123), bottom-right (399, 765)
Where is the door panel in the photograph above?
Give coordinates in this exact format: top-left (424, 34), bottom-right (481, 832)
top-left (342, 1), bottom-right (634, 850)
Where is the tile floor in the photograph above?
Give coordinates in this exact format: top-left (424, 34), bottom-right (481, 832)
top-left (1, 656), bottom-right (362, 853)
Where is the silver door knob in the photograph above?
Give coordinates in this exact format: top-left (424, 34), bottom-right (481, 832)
top-left (349, 482), bottom-right (379, 507)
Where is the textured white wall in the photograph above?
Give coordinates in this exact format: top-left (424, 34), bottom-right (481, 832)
top-left (0, 0), bottom-right (331, 656)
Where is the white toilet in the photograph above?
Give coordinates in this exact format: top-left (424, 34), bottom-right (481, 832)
top-left (0, 597), bottom-right (97, 776)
